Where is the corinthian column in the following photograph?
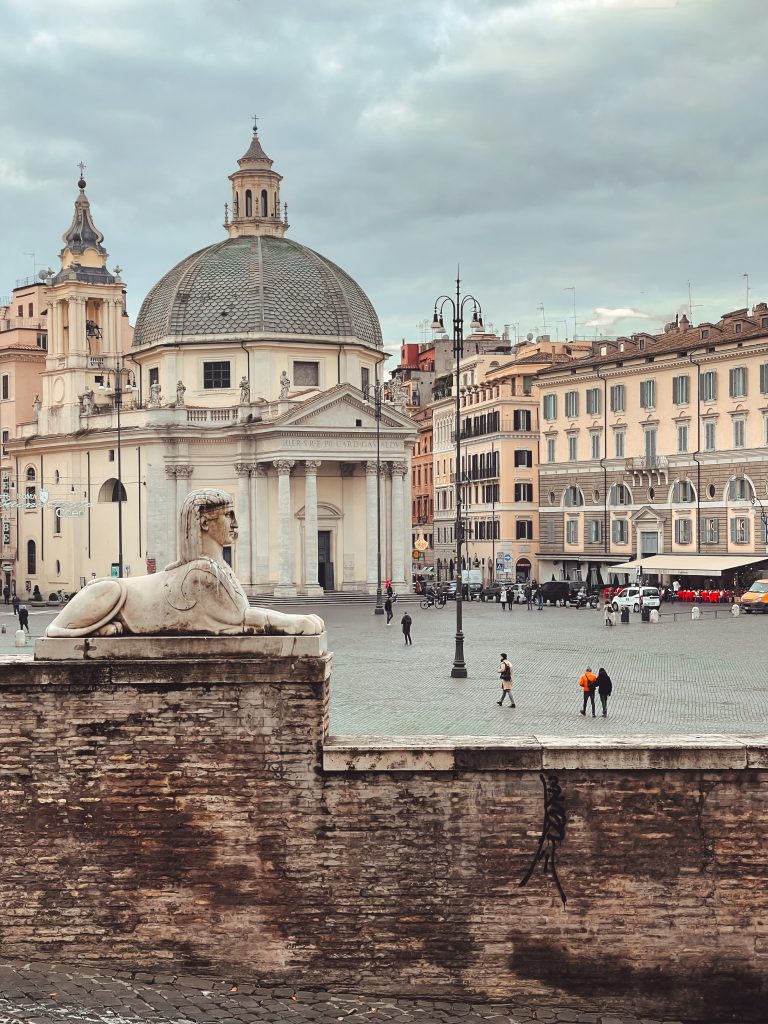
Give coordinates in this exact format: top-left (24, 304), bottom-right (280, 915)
top-left (390, 461), bottom-right (408, 587)
top-left (235, 463), bottom-right (252, 586)
top-left (365, 460), bottom-right (378, 592)
top-left (304, 460), bottom-right (323, 597)
top-left (164, 465), bottom-right (178, 566)
top-left (274, 459), bottom-right (296, 596)
top-left (174, 465), bottom-right (193, 523)
top-left (252, 464), bottom-right (269, 587)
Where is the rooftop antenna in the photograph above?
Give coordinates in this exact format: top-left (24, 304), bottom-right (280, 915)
top-left (23, 251), bottom-right (37, 280)
top-left (743, 272), bottom-right (750, 311)
top-left (564, 286), bottom-right (576, 340)
top-left (537, 302), bottom-right (547, 334)
top-left (687, 280), bottom-right (704, 321)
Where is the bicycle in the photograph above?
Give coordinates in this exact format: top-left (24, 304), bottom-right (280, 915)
top-left (420, 594), bottom-right (447, 610)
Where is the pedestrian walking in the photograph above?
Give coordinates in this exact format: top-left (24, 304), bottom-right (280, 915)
top-left (596, 667), bottom-right (613, 716)
top-left (11, 594), bottom-right (20, 616)
top-left (535, 583), bottom-right (543, 611)
top-left (579, 666), bottom-right (598, 717)
top-left (506, 586), bottom-right (514, 610)
top-left (385, 579), bottom-right (394, 600)
top-left (604, 600), bottom-right (614, 627)
top-left (401, 611), bottom-right (412, 645)
top-left (497, 653), bottom-right (515, 707)
top-left (384, 596), bottom-right (393, 625)
top-left (2, 585), bottom-right (8, 605)
top-left (524, 583), bottom-right (532, 611)
top-left (500, 587), bottom-right (507, 611)
top-left (18, 604), bottom-right (29, 633)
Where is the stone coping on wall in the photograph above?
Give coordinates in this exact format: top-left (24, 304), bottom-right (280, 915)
top-left (323, 733), bottom-right (768, 771)
top-left (32, 633), bottom-right (329, 661)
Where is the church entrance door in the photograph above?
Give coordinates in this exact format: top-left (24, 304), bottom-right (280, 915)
top-left (318, 530), bottom-right (334, 590)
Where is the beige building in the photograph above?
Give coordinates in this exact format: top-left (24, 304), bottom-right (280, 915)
top-left (536, 308), bottom-right (768, 586)
top-left (11, 128), bottom-right (416, 597)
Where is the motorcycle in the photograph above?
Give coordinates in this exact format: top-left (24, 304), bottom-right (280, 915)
top-left (568, 589), bottom-right (600, 609)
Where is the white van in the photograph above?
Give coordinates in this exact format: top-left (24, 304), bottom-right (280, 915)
top-left (611, 586), bottom-right (661, 612)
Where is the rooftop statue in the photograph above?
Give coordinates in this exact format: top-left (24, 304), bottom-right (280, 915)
top-left (46, 488), bottom-right (324, 638)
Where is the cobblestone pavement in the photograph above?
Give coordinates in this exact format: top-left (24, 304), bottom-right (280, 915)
top-left (0, 961), bottom-right (690, 1024)
top-left (2, 602), bottom-right (766, 738)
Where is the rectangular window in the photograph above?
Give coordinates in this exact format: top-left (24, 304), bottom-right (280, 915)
top-left (586, 387), bottom-right (601, 415)
top-left (546, 437), bottom-right (556, 463)
top-left (148, 367), bottom-right (159, 386)
top-left (614, 431), bottom-right (625, 459)
top-left (108, 449), bottom-right (115, 462)
top-left (729, 366), bottom-right (747, 398)
top-left (514, 449), bottom-right (533, 468)
top-left (704, 420), bottom-right (717, 452)
top-left (672, 374), bottom-right (690, 405)
top-left (609, 384), bottom-right (625, 413)
top-left (639, 379), bottom-right (656, 409)
top-left (1, 375), bottom-right (8, 400)
top-left (513, 409), bottom-right (531, 431)
top-left (730, 517), bottom-right (749, 544)
top-left (700, 371), bottom-right (717, 402)
top-left (516, 519), bottom-right (533, 540)
top-left (590, 432), bottom-right (601, 460)
top-left (588, 519), bottom-right (602, 544)
top-left (733, 417), bottom-right (746, 449)
top-left (514, 482), bottom-right (534, 502)
top-left (36, 333), bottom-right (47, 350)
top-left (543, 394), bottom-right (557, 421)
top-left (644, 428), bottom-right (657, 461)
top-left (704, 518), bottom-right (719, 545)
top-left (611, 518), bottom-right (628, 544)
top-left (1, 429), bottom-right (8, 457)
top-left (566, 519), bottom-right (578, 545)
top-left (203, 361), bottom-right (231, 389)
top-left (564, 391), bottom-right (579, 418)
top-left (361, 367), bottom-right (370, 396)
top-left (293, 360), bottom-right (319, 387)
top-left (677, 423), bottom-right (689, 453)
top-left (760, 363), bottom-right (768, 395)
top-left (675, 518), bottom-right (692, 545)
top-left (567, 436), bottom-right (577, 461)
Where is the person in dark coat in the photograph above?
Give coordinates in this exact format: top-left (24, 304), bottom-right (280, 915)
top-left (385, 580), bottom-right (394, 600)
top-left (400, 611), bottom-right (412, 645)
top-left (2, 585), bottom-right (9, 605)
top-left (11, 595), bottom-right (20, 616)
top-left (596, 667), bottom-right (613, 717)
top-left (384, 596), bottom-right (393, 625)
top-left (18, 604), bottom-right (29, 633)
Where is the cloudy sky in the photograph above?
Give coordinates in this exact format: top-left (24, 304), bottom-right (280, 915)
top-left (2, 0), bottom-right (767, 359)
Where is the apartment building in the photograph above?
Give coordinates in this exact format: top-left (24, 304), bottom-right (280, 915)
top-left (536, 306), bottom-right (768, 586)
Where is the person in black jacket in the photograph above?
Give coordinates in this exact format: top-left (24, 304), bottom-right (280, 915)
top-left (596, 667), bottom-right (613, 717)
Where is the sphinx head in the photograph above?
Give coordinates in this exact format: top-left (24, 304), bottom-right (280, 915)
top-left (178, 488), bottom-right (238, 563)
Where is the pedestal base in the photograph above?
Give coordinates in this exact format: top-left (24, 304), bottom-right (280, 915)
top-left (305, 585), bottom-right (325, 599)
top-left (274, 585), bottom-right (298, 598)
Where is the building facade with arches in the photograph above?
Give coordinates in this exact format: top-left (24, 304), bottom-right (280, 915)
top-left (9, 127), bottom-right (416, 598)
top-left (536, 307), bottom-right (768, 586)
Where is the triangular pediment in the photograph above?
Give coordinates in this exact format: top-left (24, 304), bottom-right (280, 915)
top-left (631, 504), bottom-right (666, 523)
top-left (273, 383), bottom-right (416, 433)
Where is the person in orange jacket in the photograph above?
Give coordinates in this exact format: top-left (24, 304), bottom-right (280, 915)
top-left (579, 667), bottom-right (598, 717)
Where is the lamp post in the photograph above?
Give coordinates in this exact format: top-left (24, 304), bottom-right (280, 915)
top-left (98, 360), bottom-right (136, 578)
top-left (365, 377), bottom-right (385, 614)
top-left (431, 272), bottom-right (483, 678)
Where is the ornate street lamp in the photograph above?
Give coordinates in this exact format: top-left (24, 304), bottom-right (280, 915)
top-left (431, 272), bottom-right (483, 678)
top-left (365, 377), bottom-right (385, 615)
top-left (97, 360), bottom-right (136, 578)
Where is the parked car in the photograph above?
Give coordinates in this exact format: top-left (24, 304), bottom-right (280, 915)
top-left (611, 586), bottom-right (661, 613)
top-left (738, 579), bottom-right (768, 613)
top-left (479, 582), bottom-right (502, 602)
top-left (509, 582), bottom-right (528, 604)
top-left (538, 580), bottom-right (571, 606)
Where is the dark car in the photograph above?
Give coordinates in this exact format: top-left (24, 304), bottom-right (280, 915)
top-left (538, 580), bottom-right (571, 606)
top-left (479, 582), bottom-right (502, 602)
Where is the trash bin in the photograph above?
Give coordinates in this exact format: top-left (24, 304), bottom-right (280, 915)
top-left (621, 607), bottom-right (630, 624)
top-left (641, 606), bottom-right (651, 622)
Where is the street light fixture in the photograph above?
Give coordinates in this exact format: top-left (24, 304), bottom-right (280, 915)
top-left (97, 359), bottom-right (136, 578)
top-left (431, 272), bottom-right (483, 679)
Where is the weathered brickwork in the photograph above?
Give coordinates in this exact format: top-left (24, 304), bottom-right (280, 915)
top-left (0, 648), bottom-right (765, 1022)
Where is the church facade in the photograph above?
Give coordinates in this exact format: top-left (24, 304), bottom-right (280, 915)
top-left (11, 128), bottom-right (416, 597)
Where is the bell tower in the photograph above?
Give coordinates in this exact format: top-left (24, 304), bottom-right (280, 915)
top-left (225, 119), bottom-right (289, 239)
top-left (40, 166), bottom-right (128, 433)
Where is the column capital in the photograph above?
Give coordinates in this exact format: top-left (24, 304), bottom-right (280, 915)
top-left (235, 462), bottom-right (252, 478)
top-left (305, 459), bottom-right (322, 473)
top-left (274, 459), bottom-right (295, 476)
top-left (390, 460), bottom-right (409, 476)
top-left (365, 460), bottom-right (379, 476)
top-left (175, 464), bottom-right (194, 479)
top-left (165, 465), bottom-right (177, 480)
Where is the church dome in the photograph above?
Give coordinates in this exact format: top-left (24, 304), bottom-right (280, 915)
top-left (133, 234), bottom-right (383, 349)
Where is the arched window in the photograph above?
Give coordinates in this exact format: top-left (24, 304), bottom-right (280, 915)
top-left (245, 190), bottom-right (253, 217)
top-left (727, 477), bottom-right (755, 502)
top-left (97, 478), bottom-right (127, 503)
top-left (609, 483), bottom-right (632, 506)
top-left (27, 539), bottom-right (36, 575)
top-left (260, 190), bottom-right (268, 217)
top-left (25, 466), bottom-right (36, 509)
top-left (563, 485), bottom-right (585, 507)
top-left (671, 479), bottom-right (696, 503)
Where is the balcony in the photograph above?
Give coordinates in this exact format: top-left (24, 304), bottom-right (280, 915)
top-left (625, 455), bottom-right (668, 482)
top-left (0, 317), bottom-right (47, 333)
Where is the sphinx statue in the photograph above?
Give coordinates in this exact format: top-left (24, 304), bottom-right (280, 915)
top-left (46, 488), bottom-right (324, 638)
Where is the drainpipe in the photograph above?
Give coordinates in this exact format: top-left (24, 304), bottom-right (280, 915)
top-left (596, 367), bottom-right (609, 574)
top-left (688, 352), bottom-right (702, 553)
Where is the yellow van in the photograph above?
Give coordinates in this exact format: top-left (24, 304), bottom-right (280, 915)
top-left (738, 580), bottom-right (768, 613)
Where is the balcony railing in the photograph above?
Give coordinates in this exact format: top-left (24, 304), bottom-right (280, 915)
top-left (0, 317), bottom-right (47, 333)
top-left (451, 418), bottom-right (533, 442)
top-left (625, 455), bottom-right (669, 473)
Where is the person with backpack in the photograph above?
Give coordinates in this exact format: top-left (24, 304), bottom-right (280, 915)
top-left (400, 611), bottom-right (412, 645)
top-left (497, 653), bottom-right (515, 707)
top-left (596, 667), bottom-right (613, 717)
top-left (579, 666), bottom-right (598, 716)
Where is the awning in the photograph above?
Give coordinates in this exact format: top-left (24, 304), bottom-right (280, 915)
top-left (610, 554), bottom-right (768, 577)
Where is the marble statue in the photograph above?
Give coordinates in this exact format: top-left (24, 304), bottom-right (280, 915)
top-left (46, 488), bottom-right (324, 638)
top-left (279, 370), bottom-right (290, 400)
top-left (32, 395), bottom-right (41, 420)
top-left (239, 376), bottom-right (250, 404)
top-left (175, 380), bottom-right (186, 406)
top-left (80, 390), bottom-right (94, 416)
top-left (148, 382), bottom-right (162, 408)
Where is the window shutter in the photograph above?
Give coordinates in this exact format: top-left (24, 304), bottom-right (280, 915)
top-left (761, 364), bottom-right (768, 395)
top-left (640, 381), bottom-right (646, 407)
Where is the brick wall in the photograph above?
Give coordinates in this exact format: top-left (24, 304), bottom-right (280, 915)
top-left (0, 639), bottom-right (765, 1021)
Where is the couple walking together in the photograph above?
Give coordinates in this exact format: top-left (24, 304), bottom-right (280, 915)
top-left (579, 667), bottom-right (613, 717)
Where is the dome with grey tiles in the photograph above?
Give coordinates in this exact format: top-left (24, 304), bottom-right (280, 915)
top-left (133, 235), bottom-right (382, 349)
